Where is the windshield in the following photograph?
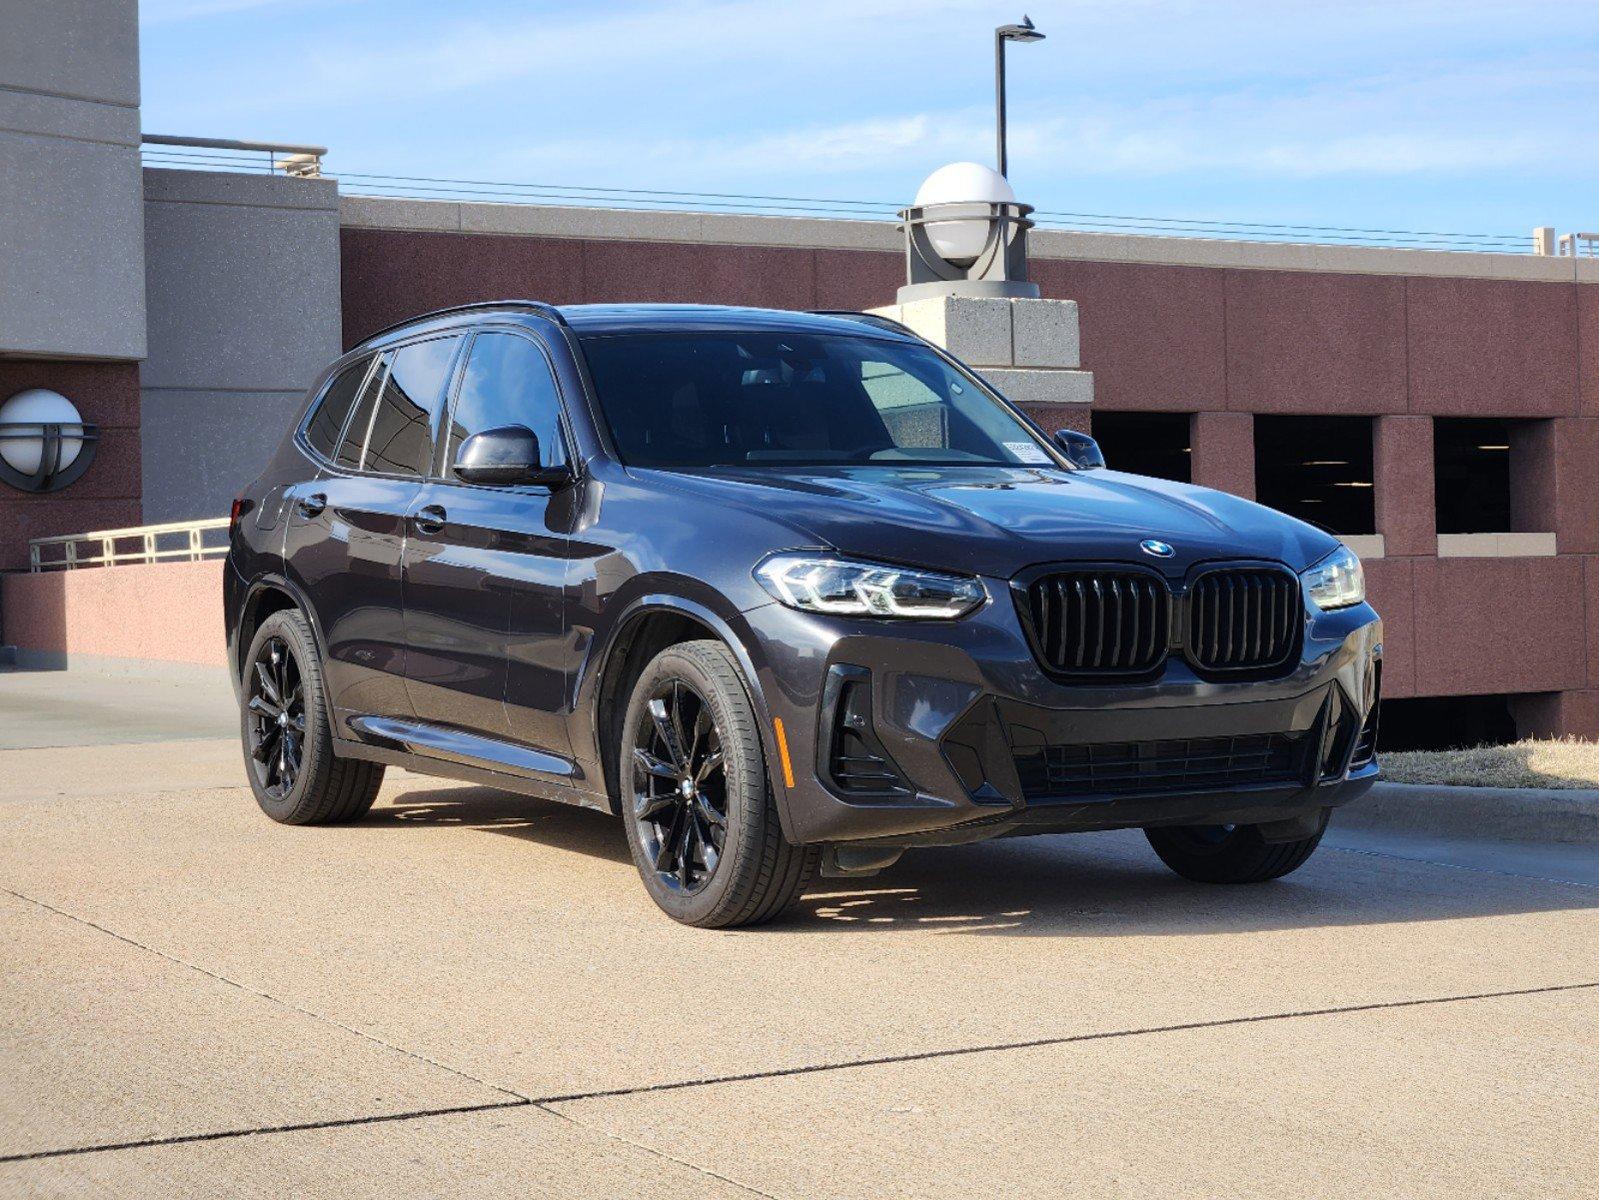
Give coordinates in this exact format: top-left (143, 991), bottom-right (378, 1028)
top-left (578, 330), bottom-right (1061, 470)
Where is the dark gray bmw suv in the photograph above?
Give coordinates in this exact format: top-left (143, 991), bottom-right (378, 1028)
top-left (224, 301), bottom-right (1381, 927)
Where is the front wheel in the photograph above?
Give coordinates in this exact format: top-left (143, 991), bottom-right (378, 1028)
top-left (619, 639), bottom-right (817, 928)
top-left (1144, 814), bottom-right (1328, 884)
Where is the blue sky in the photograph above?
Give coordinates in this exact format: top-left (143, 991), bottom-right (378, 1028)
top-left (140, 1), bottom-right (1599, 244)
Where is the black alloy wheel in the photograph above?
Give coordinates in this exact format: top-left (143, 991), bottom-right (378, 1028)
top-left (238, 607), bottom-right (383, 825)
top-left (247, 635), bottom-right (306, 799)
top-left (629, 678), bottom-right (728, 894)
top-left (618, 640), bottom-right (817, 927)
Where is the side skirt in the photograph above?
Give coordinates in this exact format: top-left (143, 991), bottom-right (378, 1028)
top-left (338, 717), bottom-right (615, 814)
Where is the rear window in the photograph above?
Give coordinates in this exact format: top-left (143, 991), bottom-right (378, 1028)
top-left (303, 358), bottom-right (371, 460)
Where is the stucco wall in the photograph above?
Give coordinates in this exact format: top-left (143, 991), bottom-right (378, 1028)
top-left (0, 0), bottom-right (145, 361)
top-left (140, 168), bottom-right (343, 524)
top-left (1, 559), bottom-right (225, 667)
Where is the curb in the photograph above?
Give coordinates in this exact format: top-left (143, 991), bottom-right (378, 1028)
top-left (1334, 781), bottom-right (1599, 846)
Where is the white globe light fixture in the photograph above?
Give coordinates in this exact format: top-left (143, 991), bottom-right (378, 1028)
top-left (897, 162), bottom-right (1039, 303)
top-left (914, 162), bottom-right (1017, 267)
top-left (0, 388), bottom-right (98, 493)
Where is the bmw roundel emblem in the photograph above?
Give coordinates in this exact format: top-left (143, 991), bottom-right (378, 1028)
top-left (1140, 539), bottom-right (1175, 558)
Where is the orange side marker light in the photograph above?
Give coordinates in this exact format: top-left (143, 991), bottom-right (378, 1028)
top-left (772, 717), bottom-right (796, 789)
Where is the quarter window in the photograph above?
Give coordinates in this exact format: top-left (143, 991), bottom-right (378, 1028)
top-left (448, 332), bottom-right (567, 475)
top-left (304, 358), bottom-right (372, 460)
top-left (334, 357), bottom-right (387, 470)
top-left (362, 336), bottom-right (462, 477)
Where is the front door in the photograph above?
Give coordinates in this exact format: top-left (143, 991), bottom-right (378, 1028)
top-left (283, 335), bottom-right (462, 732)
top-left (401, 326), bottom-right (576, 777)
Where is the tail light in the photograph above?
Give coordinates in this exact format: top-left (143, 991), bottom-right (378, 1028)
top-left (229, 495), bottom-right (246, 535)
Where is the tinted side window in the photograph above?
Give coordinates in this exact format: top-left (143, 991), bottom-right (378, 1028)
top-left (304, 358), bottom-right (371, 459)
top-left (448, 332), bottom-right (567, 475)
top-left (335, 355), bottom-right (388, 469)
top-left (362, 336), bottom-right (462, 477)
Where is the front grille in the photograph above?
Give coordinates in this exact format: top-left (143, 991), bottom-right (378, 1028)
top-left (1186, 568), bottom-right (1300, 674)
top-left (1023, 570), bottom-right (1169, 676)
top-left (1013, 732), bottom-right (1308, 800)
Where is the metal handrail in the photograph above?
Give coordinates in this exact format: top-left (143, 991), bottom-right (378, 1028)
top-left (29, 518), bottom-right (230, 572)
top-left (141, 134), bottom-right (326, 177)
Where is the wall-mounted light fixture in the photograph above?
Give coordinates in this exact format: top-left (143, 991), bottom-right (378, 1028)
top-left (0, 389), bottom-right (99, 492)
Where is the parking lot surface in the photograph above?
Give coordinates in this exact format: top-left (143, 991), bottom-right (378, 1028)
top-left (2, 668), bottom-right (1595, 1197)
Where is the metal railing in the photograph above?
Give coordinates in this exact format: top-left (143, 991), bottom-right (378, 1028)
top-left (1558, 232), bottom-right (1599, 257)
top-left (29, 518), bottom-right (230, 572)
top-left (141, 134), bottom-right (326, 177)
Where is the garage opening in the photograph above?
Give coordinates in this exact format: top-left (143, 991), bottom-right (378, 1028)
top-left (1433, 418), bottom-right (1513, 533)
top-left (1379, 695), bottom-right (1517, 751)
top-left (1090, 412), bottom-right (1191, 483)
top-left (1253, 416), bottom-right (1374, 534)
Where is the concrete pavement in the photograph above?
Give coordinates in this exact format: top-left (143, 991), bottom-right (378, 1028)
top-left (1, 667), bottom-right (1596, 1197)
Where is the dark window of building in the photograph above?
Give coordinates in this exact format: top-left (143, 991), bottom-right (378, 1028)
top-left (334, 354), bottom-right (388, 470)
top-left (304, 358), bottom-right (371, 460)
top-left (448, 332), bottom-right (567, 475)
top-left (1434, 418), bottom-right (1512, 534)
top-left (1254, 416), bottom-right (1374, 534)
top-left (1091, 412), bottom-right (1191, 483)
top-left (1379, 695), bottom-right (1517, 751)
top-left (362, 336), bottom-right (461, 477)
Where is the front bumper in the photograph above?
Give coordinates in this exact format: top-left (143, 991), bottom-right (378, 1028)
top-left (745, 585), bottom-right (1382, 848)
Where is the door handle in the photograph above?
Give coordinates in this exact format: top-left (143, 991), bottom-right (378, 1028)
top-left (413, 504), bottom-right (448, 534)
top-left (296, 492), bottom-right (326, 518)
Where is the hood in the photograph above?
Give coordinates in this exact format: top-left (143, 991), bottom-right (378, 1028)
top-left (644, 465), bottom-right (1341, 580)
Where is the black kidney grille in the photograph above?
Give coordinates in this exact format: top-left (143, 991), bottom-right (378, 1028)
top-left (1026, 571), bottom-right (1169, 674)
top-left (1187, 568), bottom-right (1300, 673)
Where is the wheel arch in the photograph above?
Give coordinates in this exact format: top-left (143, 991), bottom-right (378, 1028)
top-left (235, 574), bottom-right (327, 685)
top-left (588, 595), bottom-right (791, 834)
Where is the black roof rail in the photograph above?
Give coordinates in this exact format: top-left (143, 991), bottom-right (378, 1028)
top-left (809, 309), bottom-right (918, 337)
top-left (364, 299), bottom-right (568, 343)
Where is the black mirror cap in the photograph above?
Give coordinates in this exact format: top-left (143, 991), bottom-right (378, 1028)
top-left (1053, 429), bottom-right (1106, 470)
top-left (453, 424), bottom-right (570, 486)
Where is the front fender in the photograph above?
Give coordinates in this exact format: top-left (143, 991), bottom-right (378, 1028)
top-left (575, 587), bottom-right (798, 839)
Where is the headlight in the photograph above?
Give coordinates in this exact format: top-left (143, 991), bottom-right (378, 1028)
top-left (1301, 545), bottom-right (1365, 611)
top-left (754, 553), bottom-right (986, 619)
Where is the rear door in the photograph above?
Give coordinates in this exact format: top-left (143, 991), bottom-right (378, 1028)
top-left (401, 326), bottom-right (576, 776)
top-left (282, 335), bottom-right (461, 731)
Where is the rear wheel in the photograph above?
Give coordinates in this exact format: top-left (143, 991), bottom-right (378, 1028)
top-left (1144, 814), bottom-right (1327, 884)
top-left (241, 608), bottom-right (383, 824)
top-left (619, 640), bottom-right (817, 928)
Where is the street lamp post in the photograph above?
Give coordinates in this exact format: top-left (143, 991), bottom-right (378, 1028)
top-left (994, 15), bottom-right (1045, 178)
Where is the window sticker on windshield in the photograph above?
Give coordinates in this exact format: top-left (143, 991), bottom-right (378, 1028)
top-left (1005, 441), bottom-right (1052, 464)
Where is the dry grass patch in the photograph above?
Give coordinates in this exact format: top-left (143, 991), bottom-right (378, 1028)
top-left (1380, 738), bottom-right (1599, 790)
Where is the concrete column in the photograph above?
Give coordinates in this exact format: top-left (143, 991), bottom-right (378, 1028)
top-left (1510, 690), bottom-right (1599, 739)
top-left (1190, 412), bottom-right (1254, 499)
top-left (868, 294), bottom-right (1094, 432)
top-left (1509, 418), bottom-right (1599, 553)
top-left (1374, 416), bottom-right (1435, 556)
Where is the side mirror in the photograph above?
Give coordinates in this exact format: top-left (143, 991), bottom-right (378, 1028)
top-left (1053, 429), bottom-right (1105, 470)
top-left (453, 425), bottom-right (569, 486)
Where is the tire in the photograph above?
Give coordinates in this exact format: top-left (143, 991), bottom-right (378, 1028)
top-left (619, 639), bottom-right (818, 928)
top-left (1144, 813), bottom-right (1328, 884)
top-left (240, 608), bottom-right (384, 825)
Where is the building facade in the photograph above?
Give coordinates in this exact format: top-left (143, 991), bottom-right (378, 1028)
top-left (4, 1), bottom-right (1598, 742)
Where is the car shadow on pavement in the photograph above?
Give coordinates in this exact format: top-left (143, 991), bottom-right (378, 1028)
top-left (369, 784), bottom-right (634, 866)
top-left (366, 783), bottom-right (1599, 938)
